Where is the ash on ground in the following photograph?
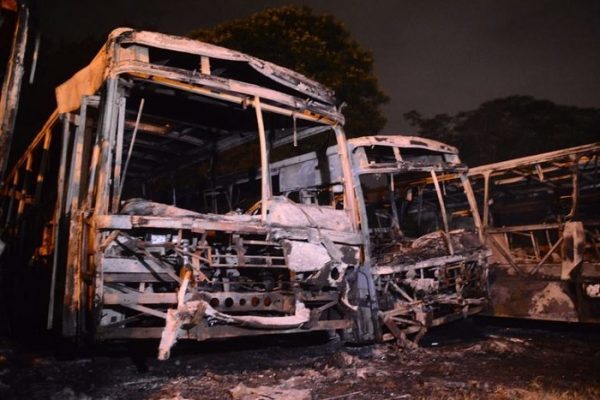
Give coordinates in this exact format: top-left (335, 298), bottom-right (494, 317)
top-left (0, 320), bottom-right (598, 400)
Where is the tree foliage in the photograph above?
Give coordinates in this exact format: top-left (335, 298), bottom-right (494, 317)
top-left (404, 96), bottom-right (600, 166)
top-left (190, 5), bottom-right (389, 137)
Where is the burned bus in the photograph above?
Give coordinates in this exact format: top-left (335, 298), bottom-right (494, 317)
top-left (0, 28), bottom-right (488, 358)
top-left (467, 143), bottom-right (600, 323)
top-left (270, 135), bottom-right (490, 346)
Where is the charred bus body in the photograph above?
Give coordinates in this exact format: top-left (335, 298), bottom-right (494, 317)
top-left (0, 29), bottom-right (488, 357)
top-left (273, 136), bottom-right (489, 345)
top-left (0, 28), bottom-right (355, 356)
top-left (467, 143), bottom-right (600, 323)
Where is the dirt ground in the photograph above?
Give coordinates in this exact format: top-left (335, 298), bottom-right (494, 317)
top-left (0, 319), bottom-right (599, 400)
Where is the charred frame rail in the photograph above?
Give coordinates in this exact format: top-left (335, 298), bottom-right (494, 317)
top-left (0, 2), bottom-right (29, 180)
top-left (468, 142), bottom-right (600, 323)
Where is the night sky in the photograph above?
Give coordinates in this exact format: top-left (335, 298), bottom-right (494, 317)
top-left (39, 0), bottom-right (600, 133)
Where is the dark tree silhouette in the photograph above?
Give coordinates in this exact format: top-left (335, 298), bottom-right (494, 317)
top-left (404, 96), bottom-right (600, 166)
